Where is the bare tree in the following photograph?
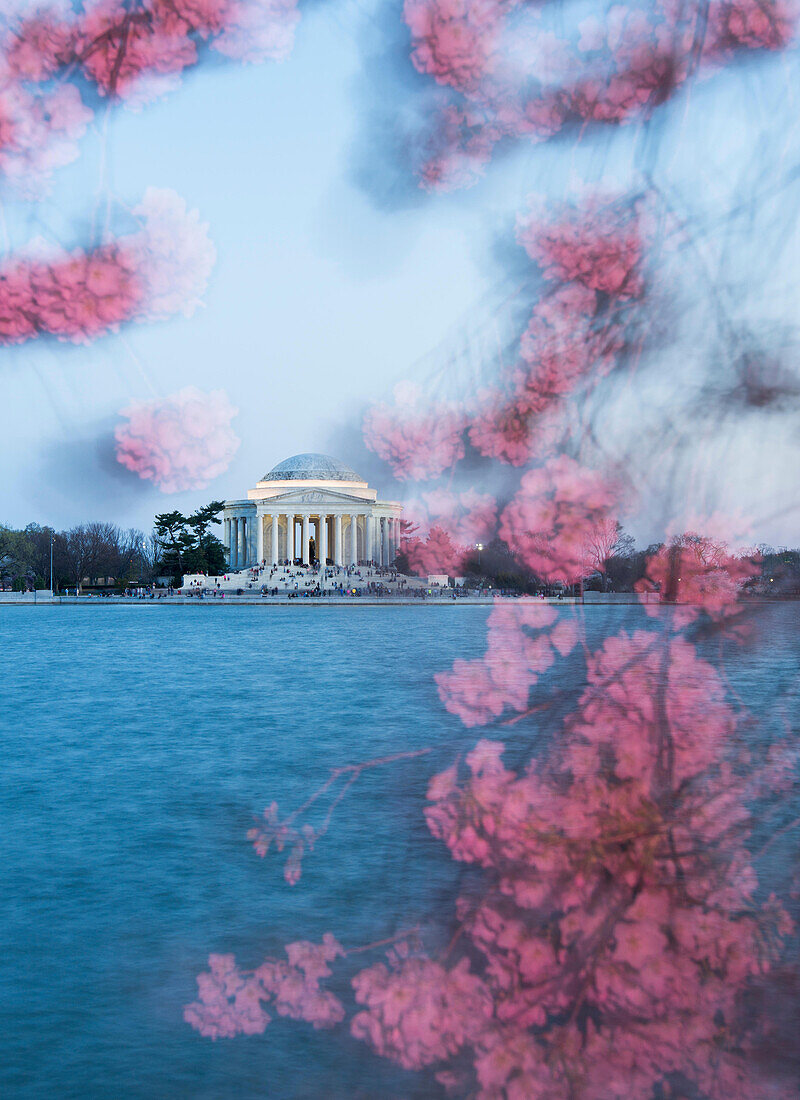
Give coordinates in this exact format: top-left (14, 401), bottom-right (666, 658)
top-left (582, 520), bottom-right (629, 590)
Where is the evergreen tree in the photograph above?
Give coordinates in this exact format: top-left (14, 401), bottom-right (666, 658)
top-left (154, 502), bottom-right (226, 583)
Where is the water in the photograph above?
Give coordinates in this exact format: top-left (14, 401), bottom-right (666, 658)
top-left (1, 604), bottom-right (797, 1098)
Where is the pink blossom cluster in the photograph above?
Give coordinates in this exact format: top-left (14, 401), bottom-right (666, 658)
top-left (351, 955), bottom-right (492, 1070)
top-left (404, 0), bottom-right (515, 93)
top-left (466, 202), bottom-right (641, 469)
top-left (402, 523), bottom-right (465, 575)
top-left (0, 77), bottom-right (92, 197)
top-left (190, 616), bottom-right (797, 1097)
top-left (247, 799), bottom-right (316, 885)
top-left (515, 284), bottom-right (620, 402)
top-left (517, 197), bottom-right (650, 299)
top-left (114, 385), bottom-right (239, 492)
top-left (0, 188), bottom-right (215, 346)
top-left (127, 186), bottom-right (217, 320)
top-left (0, 0), bottom-right (300, 194)
top-left (0, 240), bottom-right (141, 344)
top-left (364, 193), bottom-right (645, 486)
top-left (499, 455), bottom-right (621, 583)
top-left (400, 488), bottom-right (497, 573)
top-left (3, 0), bottom-right (299, 96)
top-left (363, 384), bottom-right (466, 481)
top-left (635, 533), bottom-right (760, 624)
top-left (404, 0), bottom-right (796, 191)
top-left (184, 933), bottom-right (344, 1039)
top-left (434, 601), bottom-right (578, 726)
top-left (422, 633), bottom-right (795, 1097)
top-left (467, 389), bottom-right (566, 465)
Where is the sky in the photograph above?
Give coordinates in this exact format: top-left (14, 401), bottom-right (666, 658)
top-left (2, 0), bottom-right (800, 547)
top-left (0, 0), bottom-right (497, 529)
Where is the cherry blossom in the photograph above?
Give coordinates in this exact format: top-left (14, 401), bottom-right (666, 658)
top-left (421, 632), bottom-right (796, 1097)
top-left (0, 80), bottom-right (92, 197)
top-left (210, 0), bottom-right (300, 63)
top-left (404, 0), bottom-right (513, 92)
top-left (400, 488), bottom-right (497, 573)
top-left (191, 622), bottom-right (796, 1097)
top-left (635, 533), bottom-right (759, 624)
top-left (0, 240), bottom-right (142, 344)
top-left (3, 7), bottom-right (76, 83)
top-left (434, 601), bottom-right (578, 726)
top-left (402, 523), bottom-right (466, 575)
top-left (0, 0), bottom-right (301, 196)
top-left (351, 955), bottom-right (492, 1070)
top-left (468, 388), bottom-right (568, 465)
top-left (246, 750), bottom-right (433, 883)
top-left (74, 1), bottom-right (198, 103)
top-left (514, 283), bottom-right (623, 406)
top-left (402, 0), bottom-right (797, 190)
top-left (499, 456), bottom-right (621, 583)
top-left (114, 385), bottom-right (240, 492)
top-left (247, 800), bottom-right (316, 885)
top-left (127, 187), bottom-right (216, 319)
top-left (0, 188), bottom-right (214, 345)
top-left (517, 196), bottom-right (650, 300)
top-left (184, 933), bottom-right (345, 1039)
top-left (363, 382), bottom-right (466, 481)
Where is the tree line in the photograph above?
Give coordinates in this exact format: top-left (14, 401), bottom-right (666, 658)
top-left (3, 505), bottom-right (798, 595)
top-left (0, 503), bottom-right (226, 592)
top-left (399, 525), bottom-right (800, 597)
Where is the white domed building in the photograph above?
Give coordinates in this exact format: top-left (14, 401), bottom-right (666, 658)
top-left (221, 453), bottom-right (403, 568)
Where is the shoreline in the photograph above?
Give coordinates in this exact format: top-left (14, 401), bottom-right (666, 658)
top-left (1, 595), bottom-right (793, 608)
top-left (1, 595), bottom-right (573, 607)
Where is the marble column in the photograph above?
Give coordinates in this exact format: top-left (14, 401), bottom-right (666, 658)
top-left (302, 515), bottom-right (310, 565)
top-left (349, 514), bottom-right (358, 565)
top-left (320, 515), bottom-right (328, 565)
top-left (286, 513), bottom-right (294, 563)
top-left (239, 517), bottom-right (247, 566)
top-left (365, 514), bottom-right (373, 563)
top-left (334, 514), bottom-right (343, 566)
top-left (257, 514), bottom-right (264, 563)
top-left (271, 515), bottom-right (279, 564)
top-left (224, 518), bottom-right (230, 562)
top-left (230, 518), bottom-right (237, 567)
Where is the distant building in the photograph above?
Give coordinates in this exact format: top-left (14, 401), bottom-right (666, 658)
top-left (222, 453), bottom-right (403, 567)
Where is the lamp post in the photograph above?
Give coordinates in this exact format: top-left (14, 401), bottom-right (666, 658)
top-left (476, 543), bottom-right (483, 569)
top-left (50, 529), bottom-right (54, 596)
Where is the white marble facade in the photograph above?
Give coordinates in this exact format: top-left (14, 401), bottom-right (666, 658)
top-left (222, 453), bottom-right (403, 568)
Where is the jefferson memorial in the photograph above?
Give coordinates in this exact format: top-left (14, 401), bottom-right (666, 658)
top-left (222, 453), bottom-right (403, 568)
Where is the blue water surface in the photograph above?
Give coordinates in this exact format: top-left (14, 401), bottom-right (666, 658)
top-left (0, 604), bottom-right (797, 1099)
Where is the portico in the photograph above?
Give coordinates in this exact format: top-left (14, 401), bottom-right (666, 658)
top-left (222, 453), bottom-right (403, 568)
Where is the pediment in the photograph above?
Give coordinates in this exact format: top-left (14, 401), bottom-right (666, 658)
top-left (258, 488), bottom-right (373, 506)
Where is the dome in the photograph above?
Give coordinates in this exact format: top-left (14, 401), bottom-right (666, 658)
top-left (262, 452), bottom-right (364, 483)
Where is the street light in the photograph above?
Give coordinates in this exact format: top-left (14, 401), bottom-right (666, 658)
top-left (476, 543), bottom-right (484, 568)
